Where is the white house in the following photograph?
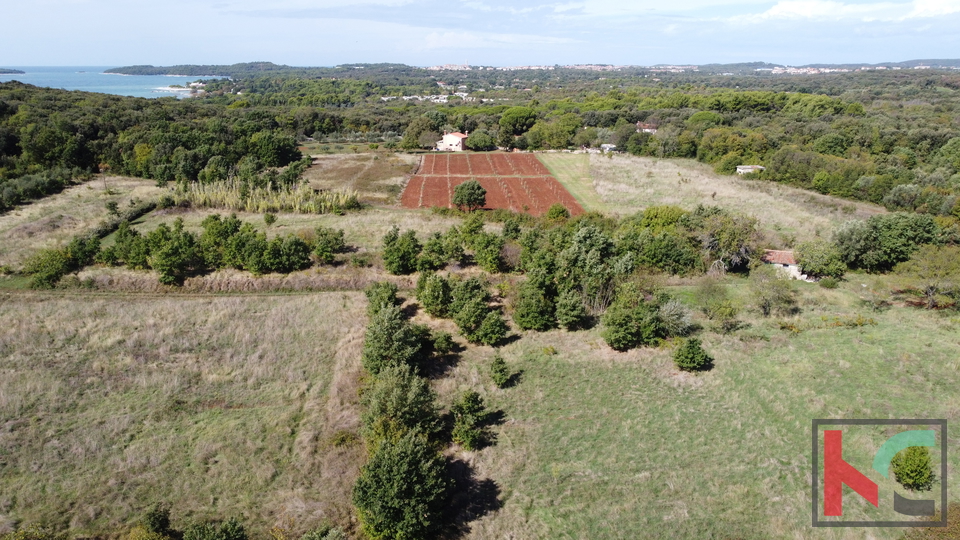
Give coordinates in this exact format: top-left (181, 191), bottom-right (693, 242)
top-left (761, 249), bottom-right (811, 281)
top-left (736, 165), bottom-right (766, 175)
top-left (637, 122), bottom-right (658, 134)
top-left (437, 132), bottom-right (469, 152)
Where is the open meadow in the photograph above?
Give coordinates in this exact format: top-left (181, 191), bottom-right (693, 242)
top-left (301, 153), bottom-right (419, 206)
top-left (540, 153), bottom-right (887, 247)
top-left (0, 291), bottom-right (368, 537)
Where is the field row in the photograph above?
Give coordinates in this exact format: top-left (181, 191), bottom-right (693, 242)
top-left (417, 153), bottom-right (551, 176)
top-left (400, 175), bottom-right (584, 216)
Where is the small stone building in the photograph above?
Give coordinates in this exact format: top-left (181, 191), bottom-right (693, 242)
top-left (437, 132), bottom-right (468, 151)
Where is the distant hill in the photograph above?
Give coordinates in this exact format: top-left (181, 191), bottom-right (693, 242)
top-left (105, 62), bottom-right (295, 77)
top-left (0, 68), bottom-right (25, 75)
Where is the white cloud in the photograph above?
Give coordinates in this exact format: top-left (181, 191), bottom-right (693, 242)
top-left (906, 0), bottom-right (960, 16)
top-left (420, 30), bottom-right (576, 50)
top-left (732, 0), bottom-right (960, 22)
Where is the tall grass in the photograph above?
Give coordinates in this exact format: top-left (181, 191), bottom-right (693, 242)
top-left (175, 180), bottom-right (360, 214)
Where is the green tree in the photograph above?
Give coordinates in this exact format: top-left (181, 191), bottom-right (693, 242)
top-left (352, 431), bottom-right (451, 540)
top-left (472, 232), bottom-right (504, 273)
top-left (512, 281), bottom-right (556, 331)
top-left (365, 281), bottom-right (402, 317)
top-left (490, 354), bottom-right (511, 388)
top-left (417, 273), bottom-right (451, 317)
top-left (750, 265), bottom-right (797, 317)
top-left (555, 288), bottom-right (587, 330)
top-left (361, 364), bottom-right (440, 445)
top-left (453, 180), bottom-right (486, 212)
top-left (361, 304), bottom-right (425, 375)
top-left (795, 239), bottom-right (846, 279)
top-left (314, 226), bottom-right (346, 265)
top-left (498, 107), bottom-right (537, 136)
top-left (891, 446), bottom-right (934, 491)
top-left (673, 337), bottom-right (713, 371)
top-left (894, 244), bottom-right (960, 308)
top-left (383, 227), bottom-right (422, 275)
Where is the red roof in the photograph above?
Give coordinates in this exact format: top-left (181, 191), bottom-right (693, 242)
top-left (761, 250), bottom-right (797, 265)
top-left (447, 132), bottom-right (468, 138)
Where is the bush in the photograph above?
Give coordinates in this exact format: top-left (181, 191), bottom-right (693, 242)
top-left (490, 354), bottom-right (511, 388)
top-left (299, 526), bottom-right (346, 540)
top-left (382, 227), bottom-right (422, 275)
top-left (365, 281), bottom-right (401, 317)
top-left (263, 212), bottom-right (277, 226)
top-left (512, 282), bottom-right (556, 331)
top-left (417, 273), bottom-right (451, 317)
top-left (555, 289), bottom-right (588, 330)
top-left (183, 518), bottom-right (246, 540)
top-left (891, 446), bottom-right (935, 491)
top-left (352, 431), bottom-right (452, 540)
top-left (795, 239), bottom-right (846, 279)
top-left (453, 297), bottom-right (490, 341)
top-left (314, 226), bottom-right (346, 264)
top-left (545, 203), bottom-right (570, 221)
top-left (475, 310), bottom-right (510, 346)
top-left (450, 390), bottom-right (489, 450)
top-left (449, 277), bottom-right (490, 315)
top-left (750, 265), bottom-right (797, 317)
top-left (658, 298), bottom-right (694, 337)
top-left (361, 364), bottom-right (440, 445)
top-left (417, 232), bottom-right (449, 272)
top-left (502, 218), bottom-right (521, 240)
top-left (819, 277), bottom-right (839, 289)
top-left (601, 301), bottom-right (662, 351)
top-left (673, 338), bottom-right (713, 371)
top-left (142, 504), bottom-right (172, 535)
top-left (453, 179), bottom-right (486, 212)
top-left (834, 213), bottom-right (938, 273)
top-left (472, 232), bottom-right (505, 273)
top-left (361, 305), bottom-right (425, 375)
top-left (432, 331), bottom-right (455, 355)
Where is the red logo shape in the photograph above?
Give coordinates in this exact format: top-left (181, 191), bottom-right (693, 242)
top-left (823, 430), bottom-right (879, 515)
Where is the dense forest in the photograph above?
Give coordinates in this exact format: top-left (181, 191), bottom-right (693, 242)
top-left (3, 66), bottom-right (960, 218)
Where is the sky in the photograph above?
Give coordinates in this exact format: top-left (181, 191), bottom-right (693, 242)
top-left (2, 0), bottom-right (960, 67)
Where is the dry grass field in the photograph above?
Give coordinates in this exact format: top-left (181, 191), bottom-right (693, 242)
top-left (0, 177), bottom-right (164, 268)
top-left (540, 153), bottom-right (886, 247)
top-left (0, 291), bottom-right (368, 537)
top-left (301, 153), bottom-right (419, 205)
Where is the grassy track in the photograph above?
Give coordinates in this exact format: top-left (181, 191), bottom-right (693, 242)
top-left (537, 153), bottom-right (609, 214)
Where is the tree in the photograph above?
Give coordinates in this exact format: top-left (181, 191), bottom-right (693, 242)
top-left (383, 227), bottom-right (422, 275)
top-left (471, 232), bottom-right (504, 273)
top-left (361, 305), bottom-right (425, 375)
top-left (512, 282), bottom-right (556, 331)
top-left (545, 204), bottom-right (570, 221)
top-left (365, 281), bottom-right (402, 317)
top-left (891, 446), bottom-right (934, 491)
top-left (834, 213), bottom-right (938, 273)
top-left (361, 364), bottom-right (440, 445)
top-left (555, 289), bottom-right (587, 330)
top-left (750, 265), bottom-right (797, 317)
top-left (453, 180), bottom-right (486, 212)
top-left (795, 239), bottom-right (846, 279)
top-left (353, 431), bottom-right (451, 540)
top-left (465, 130), bottom-right (496, 151)
top-left (498, 107), bottom-right (537, 137)
top-left (673, 338), bottom-right (713, 371)
top-left (450, 390), bottom-right (490, 450)
top-left (474, 310), bottom-right (510, 346)
top-left (314, 226), bottom-right (346, 265)
top-left (417, 273), bottom-right (451, 317)
top-left (894, 244), bottom-right (960, 308)
top-left (490, 354), bottom-right (511, 388)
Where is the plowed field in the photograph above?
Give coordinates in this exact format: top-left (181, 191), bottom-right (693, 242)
top-left (400, 153), bottom-right (583, 216)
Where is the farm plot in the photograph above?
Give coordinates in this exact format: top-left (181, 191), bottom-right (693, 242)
top-left (402, 153), bottom-right (584, 216)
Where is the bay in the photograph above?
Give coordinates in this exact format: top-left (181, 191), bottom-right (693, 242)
top-left (0, 66), bottom-right (224, 99)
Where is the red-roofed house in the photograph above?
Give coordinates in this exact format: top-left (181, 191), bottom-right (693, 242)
top-left (437, 132), bottom-right (469, 151)
top-left (761, 249), bottom-right (810, 280)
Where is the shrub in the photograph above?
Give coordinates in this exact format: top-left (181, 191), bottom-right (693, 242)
top-left (299, 526), bottom-right (347, 540)
top-left (673, 338), bottom-right (713, 371)
top-left (383, 227), bottom-right (422, 275)
top-left (453, 297), bottom-right (490, 341)
top-left (453, 179), bottom-right (486, 212)
top-left (834, 213), bottom-right (938, 273)
top-left (502, 218), bottom-right (521, 240)
top-left (352, 431), bottom-right (452, 540)
top-left (142, 504), bottom-right (172, 535)
top-left (450, 390), bottom-right (489, 450)
top-left (417, 273), bottom-right (451, 317)
top-left (512, 282), bottom-right (556, 331)
top-left (263, 212), bottom-right (277, 226)
top-left (314, 226), bottom-right (346, 264)
top-left (24, 235), bottom-right (100, 289)
top-left (1, 526), bottom-right (65, 540)
top-left (555, 289), bottom-right (587, 330)
top-left (891, 446), bottom-right (935, 491)
top-left (365, 281), bottom-right (401, 317)
top-left (361, 305), bottom-right (425, 375)
top-left (183, 518), bottom-right (246, 540)
top-left (361, 364), bottom-right (440, 445)
top-left (658, 298), bottom-right (694, 337)
top-left (472, 232), bottom-right (505, 273)
top-left (490, 354), bottom-right (511, 388)
top-left (600, 299), bottom-right (663, 351)
top-left (795, 239), bottom-right (846, 279)
top-left (432, 331), bottom-right (455, 355)
top-left (475, 310), bottom-right (510, 346)
top-left (819, 277), bottom-right (839, 289)
top-left (449, 277), bottom-right (490, 315)
top-left (460, 213), bottom-right (484, 241)
top-left (545, 203), bottom-right (570, 221)
top-left (417, 232), bottom-right (449, 272)
top-left (750, 265), bottom-right (797, 317)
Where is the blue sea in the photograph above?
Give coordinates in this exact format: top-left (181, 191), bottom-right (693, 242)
top-left (0, 66), bottom-right (223, 99)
